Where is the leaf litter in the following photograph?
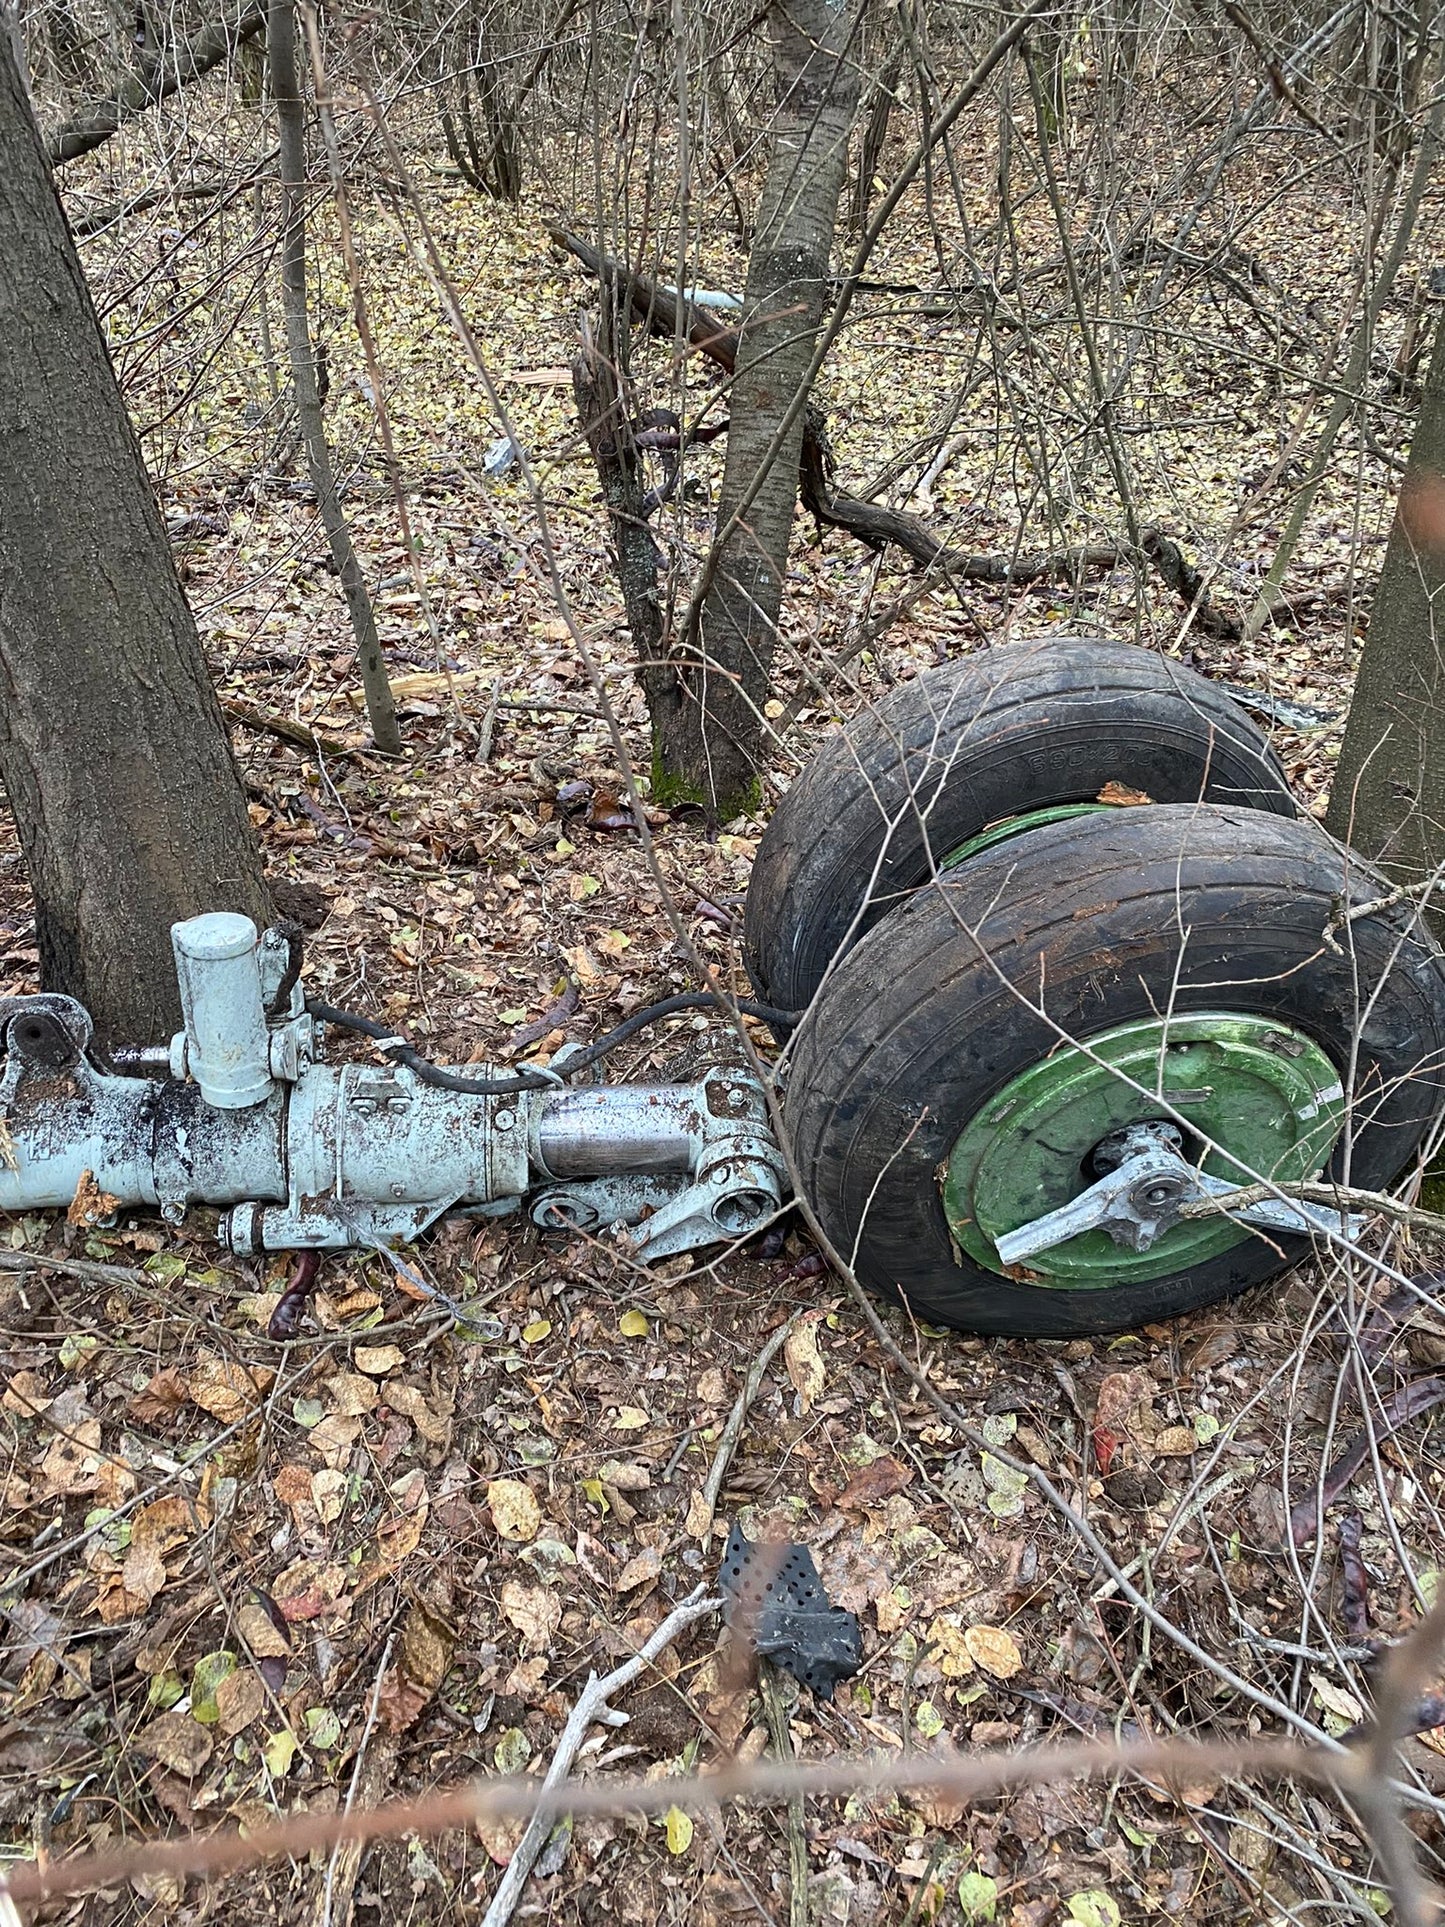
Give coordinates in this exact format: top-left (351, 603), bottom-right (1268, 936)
top-left (0, 61), bottom-right (1440, 1927)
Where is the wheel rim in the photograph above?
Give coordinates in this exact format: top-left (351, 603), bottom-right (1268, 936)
top-left (941, 1014), bottom-right (1346, 1287)
top-left (941, 801), bottom-right (1112, 870)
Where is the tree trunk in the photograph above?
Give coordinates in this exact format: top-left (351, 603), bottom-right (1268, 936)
top-left (269, 0), bottom-right (401, 755)
top-left (664, 0), bottom-right (860, 819)
top-left (1327, 307), bottom-right (1445, 894)
top-left (0, 30), bottom-right (273, 1047)
top-left (570, 303), bottom-right (690, 756)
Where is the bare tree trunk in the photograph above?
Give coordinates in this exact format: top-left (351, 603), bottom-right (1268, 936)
top-left (570, 301), bottom-right (689, 757)
top-left (0, 29), bottom-right (273, 1045)
top-left (1327, 307), bottom-right (1445, 894)
top-left (661, 0), bottom-right (860, 818)
top-left (268, 0), bottom-right (401, 755)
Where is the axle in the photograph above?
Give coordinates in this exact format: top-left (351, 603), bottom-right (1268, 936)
top-left (0, 914), bottom-right (787, 1261)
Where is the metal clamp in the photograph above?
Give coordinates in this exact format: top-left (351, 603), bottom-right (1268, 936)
top-left (994, 1122), bottom-right (1364, 1268)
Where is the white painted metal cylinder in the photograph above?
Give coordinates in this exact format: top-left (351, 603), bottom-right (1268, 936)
top-left (171, 913), bottom-right (274, 1109)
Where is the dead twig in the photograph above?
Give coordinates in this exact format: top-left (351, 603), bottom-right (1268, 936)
top-left (694, 1313), bottom-right (800, 1536)
top-left (478, 1588), bottom-right (719, 1927)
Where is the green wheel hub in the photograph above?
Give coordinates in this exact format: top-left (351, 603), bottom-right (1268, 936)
top-left (941, 802), bottom-right (1112, 870)
top-left (942, 1014), bottom-right (1346, 1288)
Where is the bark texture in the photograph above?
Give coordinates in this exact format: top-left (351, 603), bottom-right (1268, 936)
top-left (1328, 312), bottom-right (1445, 890)
top-left (570, 306), bottom-right (689, 756)
top-left (676, 0), bottom-right (860, 817)
top-left (0, 29), bottom-right (273, 1045)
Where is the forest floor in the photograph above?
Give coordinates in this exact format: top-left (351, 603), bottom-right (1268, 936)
top-left (2, 91), bottom-right (1445, 1927)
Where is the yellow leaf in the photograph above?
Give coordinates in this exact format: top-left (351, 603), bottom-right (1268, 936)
top-left (612, 1406), bottom-right (649, 1430)
top-left (522, 1319), bottom-right (553, 1343)
top-left (664, 1805), bottom-right (694, 1855)
top-left (487, 1478), bottom-right (542, 1542)
top-left (963, 1625), bottom-right (1022, 1679)
top-left (618, 1309), bottom-right (649, 1338)
top-left (263, 1728), bottom-right (299, 1777)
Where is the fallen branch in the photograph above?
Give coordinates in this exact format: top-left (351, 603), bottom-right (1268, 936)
top-left (694, 1314), bottom-right (799, 1536)
top-left (46, 1), bottom-right (266, 167)
top-left (223, 698), bottom-right (352, 759)
top-left (551, 226), bottom-right (1244, 638)
top-left (1177, 1177), bottom-right (1445, 1237)
top-left (478, 1588), bottom-right (719, 1927)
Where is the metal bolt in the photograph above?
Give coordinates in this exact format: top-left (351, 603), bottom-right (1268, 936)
top-left (494, 1109), bottom-right (515, 1132)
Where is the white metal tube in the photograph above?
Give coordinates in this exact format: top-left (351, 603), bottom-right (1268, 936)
top-left (171, 913), bottom-right (274, 1109)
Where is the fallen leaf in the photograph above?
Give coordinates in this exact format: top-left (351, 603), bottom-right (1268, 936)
top-left (67, 1168), bottom-right (120, 1227)
top-left (324, 1371), bottom-right (379, 1416)
top-left (138, 1711), bottom-right (213, 1777)
top-left (1153, 1425), bottom-right (1198, 1457)
top-left (615, 1546), bottom-right (662, 1592)
top-left (126, 1368), bottom-right (190, 1427)
top-left (784, 1314), bottom-right (826, 1412)
top-left (378, 1597), bottom-right (455, 1733)
top-left (1066, 1893), bottom-right (1122, 1927)
top-left (664, 1805), bottom-right (693, 1854)
top-left (190, 1651), bottom-right (237, 1724)
top-left (354, 1344), bottom-right (406, 1377)
top-left (215, 1668), bottom-right (267, 1737)
top-left (964, 1624), bottom-right (1023, 1679)
top-left (597, 1460), bottom-right (650, 1492)
top-left (836, 1455), bottom-right (913, 1510)
top-left (487, 1478), bottom-right (542, 1542)
top-left (1095, 781), bottom-right (1153, 806)
top-left (618, 1309), bottom-right (650, 1338)
top-left (500, 1579), bottom-right (561, 1651)
top-left (263, 1728), bottom-right (299, 1777)
top-left (188, 1356), bottom-right (267, 1424)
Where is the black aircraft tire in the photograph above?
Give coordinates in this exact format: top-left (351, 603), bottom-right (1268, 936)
top-left (785, 806), bottom-right (1445, 1338)
top-left (746, 640), bottom-right (1296, 1013)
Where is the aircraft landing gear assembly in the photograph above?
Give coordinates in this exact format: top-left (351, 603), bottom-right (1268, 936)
top-left (1, 641), bottom-right (1442, 1338)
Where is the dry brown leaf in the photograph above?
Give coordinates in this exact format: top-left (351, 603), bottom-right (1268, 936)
top-left (926, 1615), bottom-right (977, 1678)
top-left (308, 1413), bottom-right (361, 1470)
top-left (324, 1371), bottom-right (379, 1417)
top-left (685, 1489), bottom-right (714, 1539)
top-left (235, 1599), bottom-right (291, 1659)
top-left (138, 1711), bottom-right (213, 1777)
top-left (500, 1579), bottom-right (561, 1651)
top-left (964, 1624), bottom-right (1023, 1679)
top-left (120, 1540), bottom-right (168, 1610)
top-left (385, 1383), bottom-right (451, 1443)
top-left (615, 1546), bottom-right (662, 1592)
top-left (67, 1167), bottom-right (120, 1227)
top-left (487, 1478), bottom-right (541, 1542)
top-left (311, 1469), bottom-right (348, 1524)
top-left (39, 1401), bottom-right (102, 1497)
top-left (215, 1667), bottom-right (267, 1736)
top-left (188, 1357), bottom-right (267, 1424)
top-left (1153, 1425), bottom-right (1198, 1457)
top-left (597, 1460), bottom-right (651, 1492)
top-left (784, 1314), bottom-right (826, 1413)
top-left (2, 1368), bottom-right (51, 1415)
top-left (1096, 780), bottom-right (1154, 806)
top-left (354, 1344), bottom-right (406, 1378)
top-left (836, 1455), bottom-right (913, 1510)
top-left (378, 1597), bottom-right (454, 1733)
top-left (1095, 1368), bottom-right (1156, 1439)
top-left (128, 1368), bottom-right (189, 1427)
